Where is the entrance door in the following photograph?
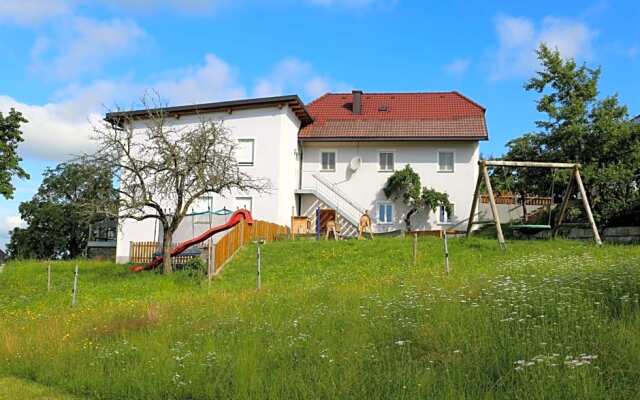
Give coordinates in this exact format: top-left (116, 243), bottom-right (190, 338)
top-left (318, 209), bottom-right (336, 235)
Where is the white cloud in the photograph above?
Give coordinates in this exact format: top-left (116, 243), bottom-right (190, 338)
top-left (253, 58), bottom-right (350, 99)
top-left (154, 54), bottom-right (246, 104)
top-left (0, 95), bottom-right (99, 161)
top-left (0, 215), bottom-right (25, 242)
top-left (2, 53), bottom-right (242, 160)
top-left (4, 54), bottom-right (344, 161)
top-left (0, 0), bottom-right (70, 25)
top-left (30, 16), bottom-right (147, 81)
top-left (489, 15), bottom-right (596, 80)
top-left (444, 58), bottom-right (470, 76)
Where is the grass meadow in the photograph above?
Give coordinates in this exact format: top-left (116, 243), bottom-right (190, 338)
top-left (1, 237), bottom-right (640, 399)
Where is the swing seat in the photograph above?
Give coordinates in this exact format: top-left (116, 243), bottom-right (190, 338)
top-left (511, 224), bottom-right (552, 234)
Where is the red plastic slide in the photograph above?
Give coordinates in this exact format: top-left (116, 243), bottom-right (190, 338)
top-left (130, 209), bottom-right (253, 272)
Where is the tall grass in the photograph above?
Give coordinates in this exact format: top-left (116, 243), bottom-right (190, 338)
top-left (1, 238), bottom-right (639, 399)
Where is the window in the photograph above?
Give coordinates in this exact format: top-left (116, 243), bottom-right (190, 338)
top-left (236, 197), bottom-right (253, 213)
top-left (439, 204), bottom-right (454, 224)
top-left (438, 151), bottom-right (455, 172)
top-left (379, 151), bottom-right (395, 172)
top-left (236, 139), bottom-right (255, 166)
top-left (377, 202), bottom-right (393, 224)
top-left (321, 151), bottom-right (336, 171)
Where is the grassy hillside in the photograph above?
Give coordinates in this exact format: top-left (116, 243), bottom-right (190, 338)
top-left (0, 377), bottom-right (81, 400)
top-left (1, 237), bottom-right (640, 399)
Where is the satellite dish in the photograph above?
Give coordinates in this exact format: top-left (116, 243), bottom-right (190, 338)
top-left (349, 156), bottom-right (362, 171)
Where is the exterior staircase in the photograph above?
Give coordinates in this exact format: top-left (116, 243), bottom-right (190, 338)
top-left (296, 174), bottom-right (366, 237)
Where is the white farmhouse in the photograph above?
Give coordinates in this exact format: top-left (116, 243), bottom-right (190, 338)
top-left (111, 91), bottom-right (488, 263)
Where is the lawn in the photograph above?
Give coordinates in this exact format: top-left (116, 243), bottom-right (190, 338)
top-left (1, 237), bottom-right (640, 399)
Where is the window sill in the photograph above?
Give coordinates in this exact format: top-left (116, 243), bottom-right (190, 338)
top-left (238, 163), bottom-right (254, 167)
top-left (377, 221), bottom-right (393, 225)
top-left (319, 169), bottom-right (335, 173)
top-left (437, 170), bottom-right (455, 173)
top-left (378, 169), bottom-right (394, 173)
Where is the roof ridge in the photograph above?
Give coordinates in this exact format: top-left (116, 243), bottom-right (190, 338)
top-left (316, 91), bottom-right (460, 96)
top-left (313, 115), bottom-right (485, 121)
top-left (305, 92), bottom-right (331, 107)
top-left (450, 91), bottom-right (486, 111)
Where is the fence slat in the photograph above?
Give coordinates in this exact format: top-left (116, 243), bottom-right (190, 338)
top-left (130, 220), bottom-right (290, 268)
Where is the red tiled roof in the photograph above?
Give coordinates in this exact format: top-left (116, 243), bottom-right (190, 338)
top-left (299, 92), bottom-right (488, 141)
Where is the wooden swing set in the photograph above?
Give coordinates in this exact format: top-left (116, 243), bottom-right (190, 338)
top-left (466, 160), bottom-right (602, 248)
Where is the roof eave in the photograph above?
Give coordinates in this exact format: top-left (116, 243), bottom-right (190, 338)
top-left (298, 135), bottom-right (489, 142)
top-left (105, 95), bottom-right (314, 126)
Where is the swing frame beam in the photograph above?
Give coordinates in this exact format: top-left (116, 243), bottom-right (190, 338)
top-left (466, 160), bottom-right (602, 248)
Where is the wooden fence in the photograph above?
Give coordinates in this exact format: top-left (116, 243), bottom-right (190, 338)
top-left (129, 241), bottom-right (207, 265)
top-left (129, 219), bottom-right (289, 272)
top-left (480, 193), bottom-right (552, 205)
top-left (214, 219), bottom-right (289, 273)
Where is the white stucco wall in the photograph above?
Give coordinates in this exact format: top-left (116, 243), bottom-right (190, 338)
top-left (299, 140), bottom-right (480, 233)
top-left (115, 106), bottom-right (300, 263)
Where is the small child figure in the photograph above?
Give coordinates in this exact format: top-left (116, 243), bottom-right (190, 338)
top-left (358, 210), bottom-right (374, 240)
top-left (325, 217), bottom-right (339, 240)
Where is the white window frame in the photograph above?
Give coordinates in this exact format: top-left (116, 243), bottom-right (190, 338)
top-left (319, 149), bottom-right (337, 172)
top-left (378, 150), bottom-right (395, 172)
top-left (377, 201), bottom-right (394, 225)
top-left (437, 150), bottom-right (455, 173)
top-left (438, 203), bottom-right (454, 225)
top-left (236, 138), bottom-right (255, 166)
top-left (235, 196), bottom-right (253, 213)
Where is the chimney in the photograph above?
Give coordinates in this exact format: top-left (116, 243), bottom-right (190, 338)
top-left (352, 90), bottom-right (363, 114)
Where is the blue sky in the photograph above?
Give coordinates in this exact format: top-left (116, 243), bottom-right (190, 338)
top-left (0, 0), bottom-right (639, 248)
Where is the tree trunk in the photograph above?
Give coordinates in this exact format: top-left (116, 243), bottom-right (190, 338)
top-left (405, 208), bottom-right (417, 232)
top-left (162, 228), bottom-right (173, 274)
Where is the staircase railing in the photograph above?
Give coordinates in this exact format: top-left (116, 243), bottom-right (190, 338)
top-left (309, 174), bottom-right (366, 226)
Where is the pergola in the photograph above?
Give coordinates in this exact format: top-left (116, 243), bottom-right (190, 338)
top-left (466, 160), bottom-right (602, 248)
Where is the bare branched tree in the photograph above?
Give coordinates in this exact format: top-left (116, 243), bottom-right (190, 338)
top-left (81, 93), bottom-right (267, 273)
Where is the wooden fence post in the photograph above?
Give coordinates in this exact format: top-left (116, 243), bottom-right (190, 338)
top-left (443, 230), bottom-right (450, 274)
top-left (412, 232), bottom-right (417, 266)
top-left (207, 239), bottom-right (215, 281)
top-left (71, 264), bottom-right (79, 307)
top-left (256, 241), bottom-right (263, 290)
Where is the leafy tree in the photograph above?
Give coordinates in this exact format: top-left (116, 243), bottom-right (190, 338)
top-left (495, 44), bottom-right (640, 226)
top-left (6, 162), bottom-right (117, 259)
top-left (383, 165), bottom-right (452, 231)
top-left (0, 108), bottom-right (30, 199)
top-left (84, 94), bottom-right (266, 274)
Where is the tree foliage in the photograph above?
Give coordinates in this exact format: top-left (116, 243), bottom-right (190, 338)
top-left (7, 162), bottom-right (117, 259)
top-left (0, 108), bottom-right (30, 199)
top-left (495, 44), bottom-right (640, 226)
top-left (83, 93), bottom-right (266, 273)
top-left (383, 165), bottom-right (452, 231)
